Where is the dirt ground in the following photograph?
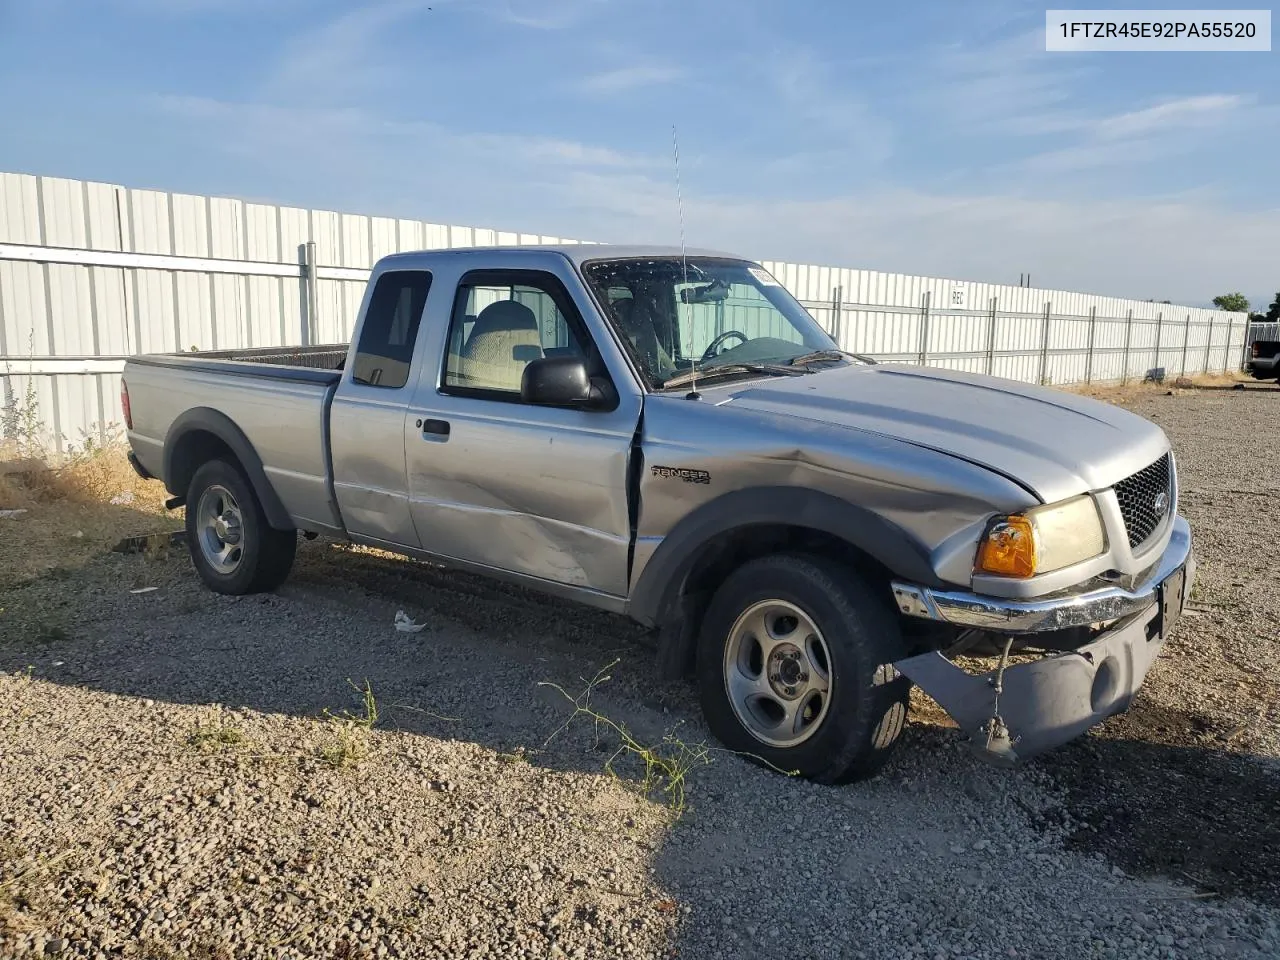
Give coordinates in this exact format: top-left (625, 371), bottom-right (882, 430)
top-left (1, 379), bottom-right (1278, 959)
top-left (1046, 377), bottom-right (1280, 903)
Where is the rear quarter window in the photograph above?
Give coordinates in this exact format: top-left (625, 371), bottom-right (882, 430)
top-left (352, 271), bottom-right (432, 388)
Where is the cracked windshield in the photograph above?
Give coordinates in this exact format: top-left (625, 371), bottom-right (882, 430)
top-left (582, 257), bottom-right (837, 387)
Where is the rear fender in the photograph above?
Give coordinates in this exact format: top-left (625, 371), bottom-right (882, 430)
top-left (163, 408), bottom-right (294, 531)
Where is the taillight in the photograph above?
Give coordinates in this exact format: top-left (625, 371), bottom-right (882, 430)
top-left (121, 380), bottom-right (133, 430)
top-left (1252, 343), bottom-right (1260, 358)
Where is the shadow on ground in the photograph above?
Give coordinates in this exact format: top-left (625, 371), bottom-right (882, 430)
top-left (1041, 704), bottom-right (1280, 908)
top-left (1184, 382), bottom-right (1280, 393)
top-left (2, 526), bottom-right (1278, 950)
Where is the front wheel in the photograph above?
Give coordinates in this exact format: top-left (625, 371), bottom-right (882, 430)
top-left (696, 553), bottom-right (910, 783)
top-left (185, 458), bottom-right (297, 595)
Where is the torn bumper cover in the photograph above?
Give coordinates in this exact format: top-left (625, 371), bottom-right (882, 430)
top-left (889, 516), bottom-right (1194, 763)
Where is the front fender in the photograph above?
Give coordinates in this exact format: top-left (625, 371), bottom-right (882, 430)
top-left (626, 485), bottom-right (942, 628)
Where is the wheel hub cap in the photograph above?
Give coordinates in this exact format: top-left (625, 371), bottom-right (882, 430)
top-left (722, 599), bottom-right (833, 748)
top-left (196, 484), bottom-right (245, 575)
top-left (213, 514), bottom-right (241, 544)
top-left (768, 644), bottom-right (808, 699)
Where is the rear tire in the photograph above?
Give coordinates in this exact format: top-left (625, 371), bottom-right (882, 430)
top-left (185, 458), bottom-right (296, 595)
top-left (695, 553), bottom-right (910, 783)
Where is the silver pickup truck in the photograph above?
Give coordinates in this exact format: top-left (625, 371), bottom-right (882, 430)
top-left (123, 245), bottom-right (1194, 782)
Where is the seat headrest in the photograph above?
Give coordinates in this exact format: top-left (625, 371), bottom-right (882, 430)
top-left (472, 300), bottom-right (538, 335)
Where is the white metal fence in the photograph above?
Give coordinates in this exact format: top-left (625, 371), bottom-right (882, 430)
top-left (1248, 322), bottom-right (1280, 344)
top-left (0, 171), bottom-right (1250, 452)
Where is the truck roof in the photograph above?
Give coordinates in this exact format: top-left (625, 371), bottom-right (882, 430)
top-left (376, 243), bottom-right (750, 268)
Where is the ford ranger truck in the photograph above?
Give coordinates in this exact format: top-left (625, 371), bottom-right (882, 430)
top-left (122, 245), bottom-right (1195, 782)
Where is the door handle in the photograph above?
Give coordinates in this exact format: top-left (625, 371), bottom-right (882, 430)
top-left (421, 418), bottom-right (450, 440)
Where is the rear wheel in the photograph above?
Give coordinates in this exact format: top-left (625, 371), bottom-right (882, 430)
top-left (696, 553), bottom-right (910, 783)
top-left (185, 458), bottom-right (296, 595)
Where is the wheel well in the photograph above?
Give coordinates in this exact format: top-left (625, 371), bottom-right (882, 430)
top-left (655, 523), bottom-right (900, 679)
top-left (685, 524), bottom-right (895, 601)
top-left (166, 430), bottom-right (237, 498)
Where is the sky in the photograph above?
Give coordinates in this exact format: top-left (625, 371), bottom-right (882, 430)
top-left (0, 0), bottom-right (1277, 308)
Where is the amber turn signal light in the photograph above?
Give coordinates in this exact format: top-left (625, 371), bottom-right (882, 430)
top-left (975, 516), bottom-right (1037, 578)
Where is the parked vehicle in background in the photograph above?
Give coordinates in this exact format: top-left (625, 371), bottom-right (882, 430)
top-left (1246, 322), bottom-right (1280, 382)
top-left (121, 245), bottom-right (1195, 782)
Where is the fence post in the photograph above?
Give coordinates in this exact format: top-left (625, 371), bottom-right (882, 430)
top-left (1239, 318), bottom-right (1250, 373)
top-left (1153, 311), bottom-right (1163, 377)
top-left (1085, 306), bottom-right (1097, 383)
top-left (1038, 301), bottom-right (1051, 384)
top-left (985, 296), bottom-right (998, 376)
top-left (831, 285), bottom-right (843, 348)
top-left (1204, 316), bottom-right (1214, 374)
top-left (1122, 309), bottom-right (1133, 384)
top-left (1180, 314), bottom-right (1190, 378)
top-left (302, 240), bottom-right (319, 347)
top-left (918, 290), bottom-right (931, 366)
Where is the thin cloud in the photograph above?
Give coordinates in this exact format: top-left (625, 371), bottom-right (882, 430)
top-left (555, 168), bottom-right (1280, 305)
top-left (904, 28), bottom-right (1088, 131)
top-left (1094, 95), bottom-right (1248, 140)
top-left (154, 95), bottom-right (649, 170)
top-left (264, 0), bottom-right (434, 104)
top-left (487, 0), bottom-right (612, 30)
top-left (581, 64), bottom-right (685, 95)
top-left (758, 47), bottom-right (895, 172)
top-left (1011, 95), bottom-right (1256, 175)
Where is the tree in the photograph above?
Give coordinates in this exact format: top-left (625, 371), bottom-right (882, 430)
top-left (1212, 292), bottom-right (1250, 313)
top-left (1266, 292), bottom-right (1280, 324)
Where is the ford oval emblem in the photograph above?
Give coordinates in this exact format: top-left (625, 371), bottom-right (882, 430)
top-left (1152, 491), bottom-right (1169, 516)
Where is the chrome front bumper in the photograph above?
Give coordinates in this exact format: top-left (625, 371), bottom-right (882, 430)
top-left (888, 516), bottom-right (1195, 764)
top-left (890, 516), bottom-right (1193, 634)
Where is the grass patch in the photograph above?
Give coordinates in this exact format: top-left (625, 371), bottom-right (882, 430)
top-left (0, 842), bottom-right (71, 939)
top-left (1066, 371), bottom-right (1248, 402)
top-left (317, 679), bottom-right (378, 770)
top-left (137, 937), bottom-right (233, 960)
top-left (540, 661), bottom-right (713, 819)
top-left (188, 724), bottom-right (248, 752)
top-left (0, 439), bottom-right (173, 588)
top-left (0, 433), bottom-right (160, 508)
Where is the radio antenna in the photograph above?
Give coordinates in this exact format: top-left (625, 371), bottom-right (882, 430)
top-left (672, 124), bottom-right (699, 399)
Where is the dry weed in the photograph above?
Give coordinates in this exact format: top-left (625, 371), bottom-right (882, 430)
top-left (1066, 371), bottom-right (1247, 402)
top-left (0, 441), bottom-right (172, 587)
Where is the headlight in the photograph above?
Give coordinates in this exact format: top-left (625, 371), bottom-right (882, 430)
top-left (975, 495), bottom-right (1107, 578)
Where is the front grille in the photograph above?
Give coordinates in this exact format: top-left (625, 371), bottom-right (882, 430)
top-left (1113, 453), bottom-right (1173, 549)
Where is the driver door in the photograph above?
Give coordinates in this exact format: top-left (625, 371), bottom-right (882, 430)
top-left (405, 267), bottom-right (642, 599)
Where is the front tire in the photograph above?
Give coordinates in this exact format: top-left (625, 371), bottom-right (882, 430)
top-left (185, 458), bottom-right (296, 595)
top-left (696, 553), bottom-right (910, 783)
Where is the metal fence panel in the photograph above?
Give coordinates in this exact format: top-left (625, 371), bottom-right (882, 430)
top-left (0, 171), bottom-right (1251, 449)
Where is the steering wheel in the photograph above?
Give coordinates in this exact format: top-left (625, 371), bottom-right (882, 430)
top-left (701, 330), bottom-right (749, 362)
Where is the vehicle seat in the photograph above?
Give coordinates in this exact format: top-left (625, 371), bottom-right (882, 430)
top-left (457, 300), bottom-right (543, 390)
top-left (613, 296), bottom-right (672, 381)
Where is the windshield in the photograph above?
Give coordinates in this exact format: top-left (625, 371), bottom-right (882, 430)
top-left (581, 257), bottom-right (837, 389)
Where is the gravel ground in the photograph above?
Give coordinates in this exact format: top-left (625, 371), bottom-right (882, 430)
top-left (2, 384), bottom-right (1278, 959)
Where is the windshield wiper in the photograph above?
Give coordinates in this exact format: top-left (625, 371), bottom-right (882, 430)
top-left (788, 349), bottom-right (878, 367)
top-left (660, 363), bottom-right (808, 391)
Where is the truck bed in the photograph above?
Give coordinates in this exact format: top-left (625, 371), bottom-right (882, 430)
top-left (137, 343), bottom-right (349, 376)
top-left (124, 344), bottom-right (350, 534)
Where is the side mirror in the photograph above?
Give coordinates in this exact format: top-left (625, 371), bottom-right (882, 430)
top-left (520, 356), bottom-right (617, 411)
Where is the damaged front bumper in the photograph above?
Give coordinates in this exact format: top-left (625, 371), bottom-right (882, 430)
top-left (889, 516), bottom-right (1194, 764)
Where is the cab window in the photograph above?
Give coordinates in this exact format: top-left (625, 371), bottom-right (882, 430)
top-left (351, 271), bottom-right (431, 388)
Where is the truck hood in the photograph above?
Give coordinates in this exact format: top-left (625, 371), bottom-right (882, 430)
top-left (721, 363), bottom-right (1169, 503)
